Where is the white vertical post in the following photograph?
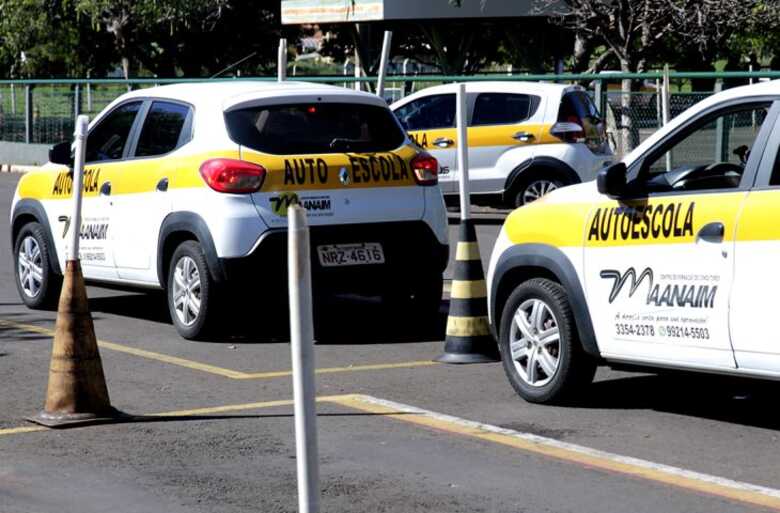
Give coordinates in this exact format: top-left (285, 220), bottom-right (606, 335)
top-left (662, 66), bottom-right (672, 171)
top-left (288, 204), bottom-right (320, 513)
top-left (375, 31), bottom-right (393, 99)
top-left (10, 83), bottom-right (16, 114)
top-left (278, 38), bottom-right (288, 82)
top-left (68, 115), bottom-right (89, 261)
top-left (456, 83), bottom-right (470, 221)
top-left (354, 47), bottom-right (361, 91)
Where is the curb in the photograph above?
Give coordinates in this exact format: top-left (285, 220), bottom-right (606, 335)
top-left (0, 164), bottom-right (44, 174)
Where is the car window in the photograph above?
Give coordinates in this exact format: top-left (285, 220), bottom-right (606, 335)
top-left (394, 94), bottom-right (455, 131)
top-left (86, 101), bottom-right (142, 163)
top-left (632, 103), bottom-right (770, 194)
top-left (225, 102), bottom-right (405, 155)
top-left (559, 91), bottom-right (600, 123)
top-left (471, 93), bottom-right (540, 126)
top-left (135, 101), bottom-right (191, 158)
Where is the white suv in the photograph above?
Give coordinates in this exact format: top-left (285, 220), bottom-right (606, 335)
top-left (391, 82), bottom-right (614, 208)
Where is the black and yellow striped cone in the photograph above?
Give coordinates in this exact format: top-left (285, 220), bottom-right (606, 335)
top-left (435, 220), bottom-right (501, 364)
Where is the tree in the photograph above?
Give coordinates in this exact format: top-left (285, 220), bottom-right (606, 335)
top-left (0, 0), bottom-right (113, 78)
top-left (536, 0), bottom-right (766, 150)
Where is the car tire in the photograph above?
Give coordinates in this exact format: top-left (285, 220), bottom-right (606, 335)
top-left (167, 241), bottom-right (219, 340)
top-left (508, 172), bottom-right (565, 208)
top-left (498, 278), bottom-right (596, 404)
top-left (14, 222), bottom-right (62, 310)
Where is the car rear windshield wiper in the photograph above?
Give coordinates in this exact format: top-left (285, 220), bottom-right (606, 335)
top-left (329, 138), bottom-right (364, 151)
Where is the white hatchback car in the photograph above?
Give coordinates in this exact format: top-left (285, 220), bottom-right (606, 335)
top-left (391, 82), bottom-right (614, 208)
top-left (11, 81), bottom-right (449, 339)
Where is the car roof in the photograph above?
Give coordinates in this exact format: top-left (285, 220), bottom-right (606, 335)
top-left (119, 80), bottom-right (388, 110)
top-left (392, 81), bottom-right (577, 107)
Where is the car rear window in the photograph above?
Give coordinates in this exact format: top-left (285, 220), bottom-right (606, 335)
top-left (225, 103), bottom-right (406, 155)
top-left (558, 91), bottom-right (601, 122)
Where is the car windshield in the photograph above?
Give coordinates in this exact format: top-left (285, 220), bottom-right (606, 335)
top-left (225, 102), bottom-right (406, 155)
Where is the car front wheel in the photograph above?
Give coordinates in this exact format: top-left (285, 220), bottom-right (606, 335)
top-left (498, 278), bottom-right (596, 404)
top-left (14, 222), bottom-right (61, 309)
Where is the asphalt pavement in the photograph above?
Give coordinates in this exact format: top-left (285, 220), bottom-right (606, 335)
top-left (2, 171), bottom-right (780, 513)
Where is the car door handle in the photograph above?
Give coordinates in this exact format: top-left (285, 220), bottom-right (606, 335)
top-left (513, 131), bottom-right (535, 142)
top-left (100, 181), bottom-right (111, 196)
top-left (156, 177), bottom-right (169, 192)
top-left (696, 222), bottom-right (724, 243)
top-left (433, 137), bottom-right (454, 148)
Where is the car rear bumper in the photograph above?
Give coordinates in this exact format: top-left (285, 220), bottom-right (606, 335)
top-left (219, 221), bottom-right (449, 295)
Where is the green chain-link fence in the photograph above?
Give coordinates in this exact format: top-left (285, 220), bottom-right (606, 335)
top-left (1, 72), bottom-right (777, 157)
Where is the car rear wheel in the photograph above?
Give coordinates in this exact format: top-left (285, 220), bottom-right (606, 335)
top-left (499, 278), bottom-right (596, 404)
top-left (167, 241), bottom-right (218, 340)
top-left (510, 176), bottom-right (564, 208)
top-left (14, 222), bottom-right (61, 309)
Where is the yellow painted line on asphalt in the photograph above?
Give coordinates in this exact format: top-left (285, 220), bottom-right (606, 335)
top-left (330, 394), bottom-right (780, 512)
top-left (0, 319), bottom-right (247, 379)
top-left (0, 426), bottom-right (47, 436)
top-left (236, 360), bottom-right (438, 380)
top-left (0, 318), bottom-right (438, 380)
top-left (6, 390), bottom-right (780, 511)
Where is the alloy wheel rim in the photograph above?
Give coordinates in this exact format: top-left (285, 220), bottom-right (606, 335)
top-left (509, 298), bottom-right (561, 387)
top-left (521, 180), bottom-right (559, 205)
top-left (17, 236), bottom-right (44, 298)
top-left (172, 256), bottom-right (201, 327)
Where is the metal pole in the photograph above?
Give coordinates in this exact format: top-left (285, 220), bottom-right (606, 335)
top-left (354, 25), bottom-right (362, 92)
top-left (662, 65), bottom-right (672, 171)
top-left (456, 83), bottom-right (471, 221)
top-left (24, 85), bottom-right (33, 144)
top-left (714, 80), bottom-right (725, 161)
top-left (68, 115), bottom-right (89, 261)
top-left (10, 83), bottom-right (16, 114)
top-left (278, 38), bottom-right (288, 82)
top-left (74, 84), bottom-right (81, 120)
top-left (288, 204), bottom-right (320, 513)
top-left (593, 79), bottom-right (603, 117)
top-left (375, 31), bottom-right (393, 99)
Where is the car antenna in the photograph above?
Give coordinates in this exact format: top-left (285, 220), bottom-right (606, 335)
top-left (210, 51), bottom-right (258, 79)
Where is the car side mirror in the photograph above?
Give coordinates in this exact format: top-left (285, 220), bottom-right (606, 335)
top-left (597, 162), bottom-right (627, 198)
top-left (49, 141), bottom-right (73, 167)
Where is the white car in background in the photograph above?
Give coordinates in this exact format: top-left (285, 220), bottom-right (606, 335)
top-left (391, 82), bottom-right (614, 208)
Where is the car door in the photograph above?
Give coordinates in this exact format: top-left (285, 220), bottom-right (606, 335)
top-left (76, 100), bottom-right (145, 281)
top-left (583, 100), bottom-right (775, 369)
top-left (393, 93), bottom-right (458, 193)
top-left (111, 100), bottom-right (192, 283)
top-left (467, 92), bottom-right (543, 194)
top-left (730, 100), bottom-right (780, 373)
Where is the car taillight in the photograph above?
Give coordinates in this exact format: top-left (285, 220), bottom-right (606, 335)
top-left (411, 153), bottom-right (438, 186)
top-left (199, 158), bottom-right (265, 193)
top-left (550, 118), bottom-right (586, 144)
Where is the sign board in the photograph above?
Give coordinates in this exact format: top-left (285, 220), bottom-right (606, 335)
top-left (281, 0), bottom-right (540, 24)
top-left (282, 0), bottom-right (384, 24)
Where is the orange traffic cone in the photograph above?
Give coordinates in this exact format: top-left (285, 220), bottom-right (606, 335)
top-left (27, 260), bottom-right (125, 427)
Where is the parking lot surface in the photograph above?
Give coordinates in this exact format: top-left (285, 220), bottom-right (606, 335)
top-left (3, 172), bottom-right (780, 512)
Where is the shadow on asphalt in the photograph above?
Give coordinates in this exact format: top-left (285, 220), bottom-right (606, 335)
top-left (52, 411), bottom-right (414, 430)
top-left (84, 291), bottom-right (447, 345)
top-left (574, 373), bottom-right (780, 431)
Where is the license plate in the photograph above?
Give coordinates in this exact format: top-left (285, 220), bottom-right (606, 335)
top-left (317, 243), bottom-right (385, 267)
